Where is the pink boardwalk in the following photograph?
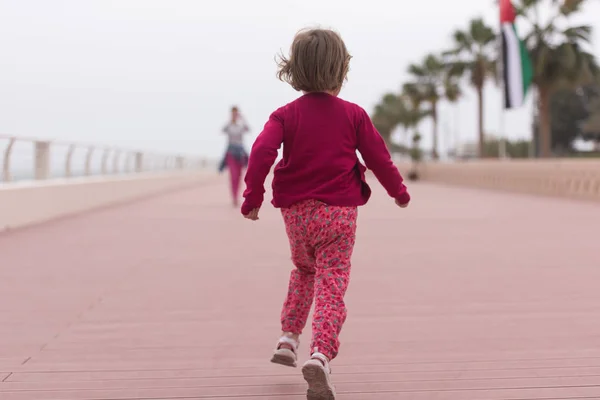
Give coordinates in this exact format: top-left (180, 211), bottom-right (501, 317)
top-left (1, 178), bottom-right (600, 399)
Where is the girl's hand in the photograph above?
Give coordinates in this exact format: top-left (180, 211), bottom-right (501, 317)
top-left (395, 199), bottom-right (409, 208)
top-left (244, 208), bottom-right (260, 221)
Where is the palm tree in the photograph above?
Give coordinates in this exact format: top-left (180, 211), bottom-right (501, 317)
top-left (397, 93), bottom-right (431, 147)
top-left (404, 54), bottom-right (461, 159)
top-left (371, 93), bottom-right (407, 153)
top-left (517, 0), bottom-right (599, 157)
top-left (372, 92), bottom-right (431, 154)
top-left (444, 75), bottom-right (462, 156)
top-left (444, 18), bottom-right (497, 158)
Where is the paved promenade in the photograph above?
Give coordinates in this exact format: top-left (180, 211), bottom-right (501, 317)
top-left (1, 178), bottom-right (600, 399)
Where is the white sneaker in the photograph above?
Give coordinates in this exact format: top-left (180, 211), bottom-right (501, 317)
top-left (302, 352), bottom-right (335, 400)
top-left (270, 334), bottom-right (299, 367)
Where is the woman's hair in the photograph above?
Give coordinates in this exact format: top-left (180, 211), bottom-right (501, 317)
top-left (276, 28), bottom-right (351, 93)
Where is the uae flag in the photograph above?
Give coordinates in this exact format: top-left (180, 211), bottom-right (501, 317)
top-left (500, 0), bottom-right (533, 109)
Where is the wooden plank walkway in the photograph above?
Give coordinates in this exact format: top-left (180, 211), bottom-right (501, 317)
top-left (1, 177), bottom-right (600, 399)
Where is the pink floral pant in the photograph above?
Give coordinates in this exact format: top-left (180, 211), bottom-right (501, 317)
top-left (280, 199), bottom-right (357, 361)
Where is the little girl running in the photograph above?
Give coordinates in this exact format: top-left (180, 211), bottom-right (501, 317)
top-left (240, 28), bottom-right (410, 400)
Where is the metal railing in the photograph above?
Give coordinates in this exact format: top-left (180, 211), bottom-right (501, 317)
top-left (1, 134), bottom-right (206, 183)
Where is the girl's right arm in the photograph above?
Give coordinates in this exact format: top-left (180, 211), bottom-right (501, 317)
top-left (356, 108), bottom-right (410, 205)
top-left (241, 109), bottom-right (284, 215)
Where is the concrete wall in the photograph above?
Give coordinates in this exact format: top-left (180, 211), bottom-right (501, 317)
top-left (0, 171), bottom-right (214, 231)
top-left (416, 160), bottom-right (600, 202)
top-left (3, 159), bottom-right (598, 232)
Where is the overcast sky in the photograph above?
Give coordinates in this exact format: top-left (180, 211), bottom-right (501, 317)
top-left (1, 0), bottom-right (598, 159)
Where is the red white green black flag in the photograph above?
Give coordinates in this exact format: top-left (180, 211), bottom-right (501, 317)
top-left (500, 0), bottom-right (533, 109)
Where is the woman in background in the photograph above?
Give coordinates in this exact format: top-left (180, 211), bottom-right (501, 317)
top-left (219, 106), bottom-right (249, 206)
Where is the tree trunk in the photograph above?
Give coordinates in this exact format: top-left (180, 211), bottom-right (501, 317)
top-left (476, 84), bottom-right (484, 158)
top-left (431, 101), bottom-right (439, 160)
top-left (538, 86), bottom-right (552, 158)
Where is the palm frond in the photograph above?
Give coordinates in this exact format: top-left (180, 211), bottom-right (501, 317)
top-left (442, 47), bottom-right (462, 57)
top-left (446, 60), bottom-right (470, 78)
top-left (513, 4), bottom-right (528, 18)
top-left (381, 93), bottom-right (400, 106)
top-left (402, 83), bottom-right (424, 108)
top-left (520, 0), bottom-right (543, 9)
top-left (444, 80), bottom-right (462, 103)
top-left (470, 18), bottom-right (496, 46)
top-left (573, 49), bottom-right (600, 83)
top-left (561, 0), bottom-right (585, 16)
top-left (423, 54), bottom-right (445, 74)
top-left (563, 25), bottom-right (593, 43)
top-left (407, 64), bottom-right (426, 78)
top-left (452, 30), bottom-right (473, 52)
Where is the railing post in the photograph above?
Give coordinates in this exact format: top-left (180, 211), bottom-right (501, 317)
top-left (65, 144), bottom-right (76, 178)
top-left (84, 147), bottom-right (94, 176)
top-left (134, 152), bottom-right (143, 173)
top-left (123, 152), bottom-right (131, 173)
top-left (34, 141), bottom-right (51, 180)
top-left (101, 149), bottom-right (110, 174)
top-left (2, 137), bottom-right (15, 182)
top-left (175, 156), bottom-right (184, 169)
top-left (112, 151), bottom-right (121, 174)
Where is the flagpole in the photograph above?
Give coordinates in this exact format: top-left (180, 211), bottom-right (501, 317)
top-left (499, 108), bottom-right (507, 159)
top-left (498, 0), bottom-right (507, 160)
top-left (455, 103), bottom-right (460, 158)
top-left (530, 87), bottom-right (537, 158)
